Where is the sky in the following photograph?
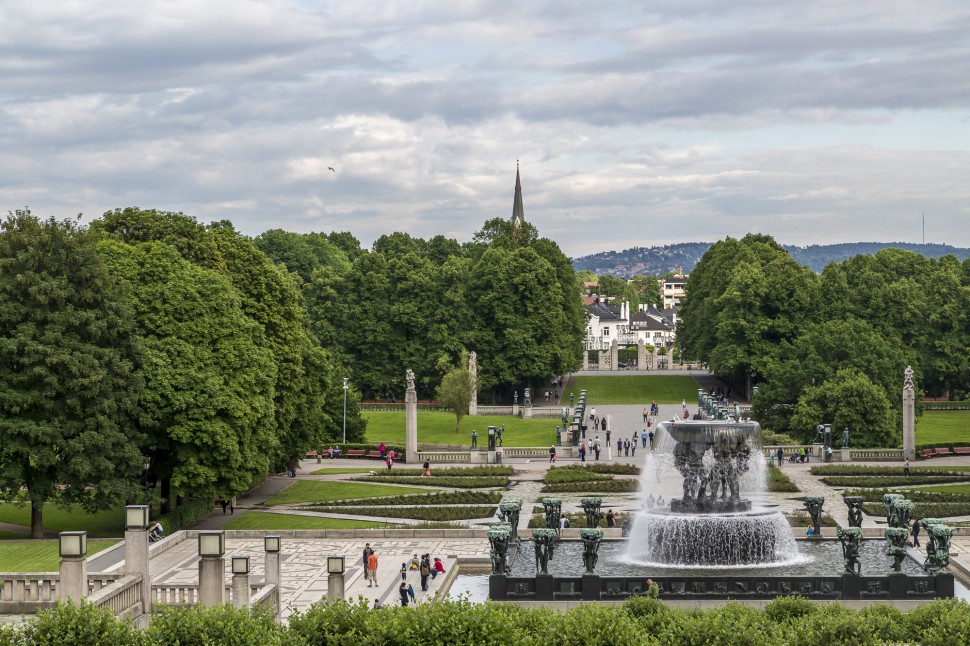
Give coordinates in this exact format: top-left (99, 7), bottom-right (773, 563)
top-left (2, 0), bottom-right (970, 258)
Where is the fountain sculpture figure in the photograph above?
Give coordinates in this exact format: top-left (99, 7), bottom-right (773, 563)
top-left (532, 528), bottom-right (557, 575)
top-left (580, 498), bottom-right (604, 528)
top-left (884, 527), bottom-right (909, 572)
top-left (488, 525), bottom-right (512, 575)
top-left (843, 496), bottom-right (864, 528)
top-left (923, 522), bottom-right (956, 573)
top-left (498, 499), bottom-right (523, 540)
top-left (542, 498), bottom-right (562, 530)
top-left (626, 420), bottom-right (799, 566)
top-left (836, 525), bottom-right (862, 575)
top-left (803, 497), bottom-right (825, 537)
top-left (580, 528), bottom-right (604, 574)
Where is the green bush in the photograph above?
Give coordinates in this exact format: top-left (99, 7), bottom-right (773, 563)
top-left (766, 466), bottom-right (799, 492)
top-left (785, 512), bottom-right (838, 527)
top-left (355, 475), bottom-right (509, 488)
top-left (842, 488), bottom-right (970, 503)
top-left (18, 601), bottom-right (143, 646)
top-left (319, 490), bottom-right (502, 507)
top-left (156, 496), bottom-right (215, 535)
top-left (763, 595), bottom-right (820, 623)
top-left (310, 505), bottom-right (495, 521)
top-left (147, 605), bottom-right (298, 645)
top-left (369, 466), bottom-right (514, 477)
top-left (527, 510), bottom-right (628, 528)
top-left (543, 467), bottom-right (614, 484)
top-left (582, 463), bottom-right (641, 475)
top-left (820, 475), bottom-right (970, 488)
top-left (541, 479), bottom-right (639, 493)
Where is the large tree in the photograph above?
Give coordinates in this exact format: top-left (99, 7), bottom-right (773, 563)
top-left (437, 359), bottom-right (475, 434)
top-left (0, 211), bottom-right (145, 537)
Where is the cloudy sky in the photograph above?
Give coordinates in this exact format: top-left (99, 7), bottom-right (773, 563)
top-left (2, 1), bottom-right (969, 257)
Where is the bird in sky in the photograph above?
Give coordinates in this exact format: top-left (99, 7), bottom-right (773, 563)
top-left (328, 167), bottom-right (335, 172)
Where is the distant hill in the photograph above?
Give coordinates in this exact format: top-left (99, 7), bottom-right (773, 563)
top-left (572, 242), bottom-right (970, 277)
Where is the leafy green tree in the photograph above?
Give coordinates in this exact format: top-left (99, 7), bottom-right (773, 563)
top-left (437, 359), bottom-right (475, 433)
top-left (97, 240), bottom-right (277, 498)
top-left (0, 212), bottom-right (145, 537)
top-left (94, 207), bottom-right (224, 269)
top-left (597, 274), bottom-right (627, 297)
top-left (790, 368), bottom-right (896, 448)
top-left (254, 229), bottom-right (350, 281)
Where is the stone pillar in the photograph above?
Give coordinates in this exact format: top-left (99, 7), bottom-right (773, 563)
top-left (582, 350), bottom-right (589, 370)
top-left (327, 572), bottom-right (346, 600)
top-left (598, 350), bottom-right (607, 370)
top-left (405, 368), bottom-right (419, 464)
top-left (198, 557), bottom-right (225, 606)
top-left (637, 339), bottom-right (646, 371)
top-left (265, 548), bottom-right (281, 621)
top-left (58, 557), bottom-right (87, 603)
top-left (231, 572), bottom-right (250, 609)
top-left (841, 447), bottom-right (851, 462)
top-left (468, 351), bottom-right (478, 416)
top-left (610, 340), bottom-right (618, 372)
top-left (652, 346), bottom-right (659, 371)
top-left (902, 366), bottom-right (916, 461)
top-left (124, 528), bottom-right (151, 617)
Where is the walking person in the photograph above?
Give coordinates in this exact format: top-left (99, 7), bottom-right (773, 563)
top-left (617, 437), bottom-right (622, 455)
top-left (422, 460), bottom-right (431, 477)
top-left (578, 443), bottom-right (586, 462)
top-left (399, 582), bottom-right (410, 607)
top-left (363, 543), bottom-right (374, 567)
top-left (631, 435), bottom-right (637, 457)
top-left (549, 445), bottom-right (557, 463)
top-left (648, 430), bottom-right (655, 449)
top-left (623, 438), bottom-right (630, 457)
top-left (420, 554), bottom-right (431, 590)
top-left (641, 429), bottom-right (648, 448)
top-left (903, 458), bottom-right (911, 476)
top-left (777, 447), bottom-right (783, 465)
top-left (606, 429), bottom-right (611, 446)
top-left (912, 518), bottom-right (921, 548)
top-left (594, 437), bottom-right (601, 461)
top-left (642, 407), bottom-right (648, 422)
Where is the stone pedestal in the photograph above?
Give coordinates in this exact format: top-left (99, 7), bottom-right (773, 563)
top-left (327, 572), bottom-right (346, 600)
top-left (598, 350), bottom-right (607, 370)
top-left (535, 575), bottom-right (554, 601)
top-left (468, 352), bottom-right (478, 416)
top-left (582, 351), bottom-right (589, 370)
top-left (124, 529), bottom-right (151, 616)
top-left (512, 403), bottom-right (519, 416)
top-left (58, 557), bottom-right (87, 603)
top-left (523, 405), bottom-right (533, 419)
top-left (637, 340), bottom-right (646, 370)
top-left (231, 573), bottom-right (250, 609)
top-left (841, 447), bottom-right (851, 463)
top-left (405, 387), bottom-right (418, 464)
top-left (903, 367), bottom-right (916, 461)
top-left (610, 340), bottom-right (618, 372)
top-left (198, 557), bottom-right (225, 606)
top-left (582, 574), bottom-right (600, 601)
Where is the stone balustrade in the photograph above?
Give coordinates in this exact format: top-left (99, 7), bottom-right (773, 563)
top-left (89, 574), bottom-right (142, 619)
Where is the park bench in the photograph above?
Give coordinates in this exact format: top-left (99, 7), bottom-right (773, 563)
top-left (919, 449), bottom-right (935, 459)
top-left (934, 447), bottom-right (953, 456)
top-left (305, 450), bottom-right (318, 458)
top-left (953, 447), bottom-right (970, 455)
top-left (345, 449), bottom-right (367, 458)
top-left (365, 450), bottom-right (383, 459)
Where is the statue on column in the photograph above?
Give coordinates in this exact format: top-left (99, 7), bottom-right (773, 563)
top-left (904, 365), bottom-right (914, 391)
top-left (405, 369), bottom-right (416, 393)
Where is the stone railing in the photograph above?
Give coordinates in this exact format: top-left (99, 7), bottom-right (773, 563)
top-left (528, 407), bottom-right (563, 418)
top-left (88, 574), bottom-right (142, 620)
top-left (502, 447), bottom-right (550, 458)
top-left (152, 583), bottom-right (201, 607)
top-left (850, 449), bottom-right (903, 461)
top-left (421, 451), bottom-right (470, 463)
top-left (0, 572), bottom-right (59, 612)
top-left (251, 583), bottom-right (279, 618)
top-left (476, 406), bottom-right (513, 416)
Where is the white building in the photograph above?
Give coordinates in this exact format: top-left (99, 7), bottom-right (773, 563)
top-left (584, 298), bottom-right (677, 350)
top-left (660, 269), bottom-right (688, 308)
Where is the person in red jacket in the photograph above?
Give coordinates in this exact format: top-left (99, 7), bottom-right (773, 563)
top-left (433, 557), bottom-right (446, 574)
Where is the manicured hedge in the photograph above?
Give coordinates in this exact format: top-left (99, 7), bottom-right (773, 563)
top-left (368, 466), bottom-right (514, 477)
top-left (861, 502), bottom-right (970, 519)
top-left (810, 465), bottom-right (970, 477)
top-left (581, 463), bottom-right (641, 475)
top-left (820, 475), bottom-right (970, 488)
top-left (842, 488), bottom-right (970, 503)
top-left (527, 510), bottom-right (629, 528)
top-left (785, 512), bottom-right (838, 527)
top-left (311, 506), bottom-right (496, 521)
top-left (543, 467), bottom-right (614, 484)
top-left (766, 466), bottom-right (799, 492)
top-left (11, 597), bottom-right (970, 645)
top-left (541, 479), bottom-right (639, 493)
top-left (320, 490), bottom-right (503, 507)
top-left (355, 475), bottom-right (510, 488)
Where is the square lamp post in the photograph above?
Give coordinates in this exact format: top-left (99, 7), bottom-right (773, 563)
top-left (231, 556), bottom-right (251, 609)
top-left (264, 536), bottom-right (282, 620)
top-left (264, 535), bottom-right (281, 553)
top-left (58, 531), bottom-right (88, 602)
top-left (123, 505), bottom-right (152, 615)
top-left (231, 556), bottom-right (250, 575)
top-left (125, 505), bottom-right (150, 531)
top-left (198, 530), bottom-right (226, 606)
top-left (327, 555), bottom-right (346, 601)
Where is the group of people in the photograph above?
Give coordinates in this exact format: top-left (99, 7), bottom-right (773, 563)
top-left (642, 402), bottom-right (659, 420)
top-left (325, 446), bottom-right (343, 459)
top-left (377, 443), bottom-right (397, 470)
top-left (363, 543), bottom-right (447, 608)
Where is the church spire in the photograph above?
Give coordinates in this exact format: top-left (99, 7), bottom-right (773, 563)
top-left (510, 160), bottom-right (525, 229)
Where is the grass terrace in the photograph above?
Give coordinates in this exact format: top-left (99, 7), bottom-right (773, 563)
top-left (223, 512), bottom-right (393, 530)
top-left (263, 481), bottom-right (432, 506)
top-left (364, 411), bottom-right (553, 446)
top-left (916, 410), bottom-right (970, 445)
top-left (0, 540), bottom-right (118, 571)
top-left (564, 375), bottom-right (700, 405)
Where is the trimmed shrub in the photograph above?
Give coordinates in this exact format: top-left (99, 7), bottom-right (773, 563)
top-left (368, 466), bottom-right (514, 477)
top-left (147, 605), bottom-right (297, 645)
top-left (355, 475), bottom-right (509, 488)
top-left (541, 479), bottom-right (639, 493)
top-left (811, 465), bottom-right (970, 477)
top-left (320, 490), bottom-right (502, 507)
top-left (766, 466), bottom-right (799, 492)
top-left (862, 502), bottom-right (970, 519)
top-left (19, 601), bottom-right (142, 646)
top-left (820, 475), bottom-right (970, 488)
top-left (543, 467), bottom-right (614, 484)
top-left (763, 595), bottom-right (820, 623)
top-left (310, 506), bottom-right (495, 521)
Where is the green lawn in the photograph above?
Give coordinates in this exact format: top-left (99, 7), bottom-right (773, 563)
top-left (310, 467), bottom-right (378, 475)
top-left (565, 375), bottom-right (700, 405)
top-left (0, 503), bottom-right (126, 538)
top-left (0, 540), bottom-right (118, 572)
top-left (917, 410), bottom-right (970, 445)
top-left (364, 411), bottom-right (555, 446)
top-left (0, 531), bottom-right (29, 540)
top-left (223, 511), bottom-right (393, 530)
top-left (264, 480), bottom-right (431, 506)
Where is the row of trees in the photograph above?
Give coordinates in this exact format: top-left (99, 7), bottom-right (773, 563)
top-left (678, 234), bottom-right (970, 447)
top-left (256, 218), bottom-right (585, 401)
top-left (0, 209), bottom-right (584, 535)
top-left (0, 209), bottom-right (366, 536)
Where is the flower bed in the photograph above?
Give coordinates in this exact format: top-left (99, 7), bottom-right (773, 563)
top-left (541, 479), bottom-right (639, 493)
